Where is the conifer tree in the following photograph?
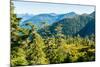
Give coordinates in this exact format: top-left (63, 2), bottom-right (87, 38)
top-left (25, 24), bottom-right (49, 65)
top-left (11, 47), bottom-right (28, 66)
top-left (11, 2), bottom-right (28, 66)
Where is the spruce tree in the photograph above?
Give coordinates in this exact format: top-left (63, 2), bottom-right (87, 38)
top-left (25, 24), bottom-right (49, 65)
top-left (11, 1), bottom-right (28, 66)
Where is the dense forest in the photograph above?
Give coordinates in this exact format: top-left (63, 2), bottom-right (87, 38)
top-left (11, 2), bottom-right (95, 67)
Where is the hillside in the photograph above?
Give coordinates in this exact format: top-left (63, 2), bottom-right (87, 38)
top-left (38, 12), bottom-right (95, 37)
top-left (19, 12), bottom-right (77, 28)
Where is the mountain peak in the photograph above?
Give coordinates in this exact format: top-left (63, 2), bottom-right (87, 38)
top-left (49, 13), bottom-right (57, 16)
top-left (90, 11), bottom-right (95, 16)
top-left (67, 12), bottom-right (76, 15)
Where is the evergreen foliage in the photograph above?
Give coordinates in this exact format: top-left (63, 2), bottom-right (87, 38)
top-left (11, 2), bottom-right (95, 66)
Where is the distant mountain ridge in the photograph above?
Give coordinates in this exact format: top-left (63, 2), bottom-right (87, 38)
top-left (76, 11), bottom-right (95, 36)
top-left (17, 11), bottom-right (95, 37)
top-left (17, 14), bottom-right (34, 25)
top-left (38, 11), bottom-right (95, 37)
top-left (17, 12), bottom-right (77, 28)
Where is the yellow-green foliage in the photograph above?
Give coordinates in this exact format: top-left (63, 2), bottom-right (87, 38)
top-left (11, 47), bottom-right (28, 66)
top-left (11, 22), bottom-right (95, 66)
top-left (11, 2), bottom-right (95, 66)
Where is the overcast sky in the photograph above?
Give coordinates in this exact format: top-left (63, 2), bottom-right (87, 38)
top-left (13, 0), bottom-right (95, 15)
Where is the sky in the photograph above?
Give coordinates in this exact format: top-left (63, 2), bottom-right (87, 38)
top-left (12, 1), bottom-right (95, 15)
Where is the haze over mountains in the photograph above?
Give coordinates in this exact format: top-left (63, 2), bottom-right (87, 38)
top-left (17, 12), bottom-right (77, 27)
top-left (47, 11), bottom-right (95, 37)
top-left (17, 11), bottom-right (95, 37)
